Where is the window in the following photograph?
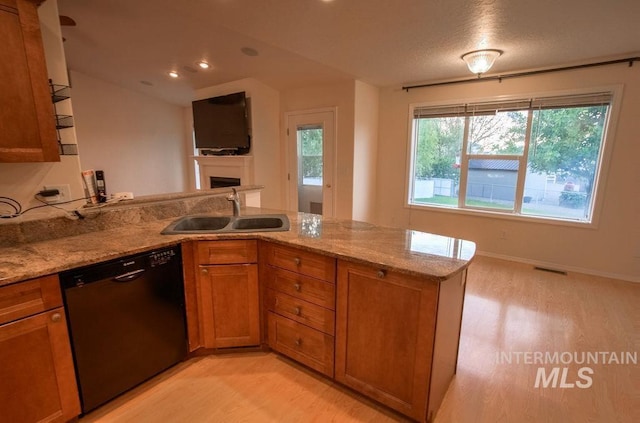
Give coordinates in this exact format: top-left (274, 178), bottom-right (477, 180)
top-left (408, 92), bottom-right (613, 223)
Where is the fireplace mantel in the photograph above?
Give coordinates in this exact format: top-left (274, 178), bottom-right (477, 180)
top-left (194, 155), bottom-right (254, 187)
top-left (193, 155), bottom-right (259, 206)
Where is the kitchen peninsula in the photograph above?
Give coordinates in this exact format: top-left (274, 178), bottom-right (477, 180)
top-left (0, 190), bottom-right (475, 423)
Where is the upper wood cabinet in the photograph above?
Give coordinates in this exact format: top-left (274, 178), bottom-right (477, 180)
top-left (0, 274), bottom-right (81, 423)
top-left (0, 0), bottom-right (59, 162)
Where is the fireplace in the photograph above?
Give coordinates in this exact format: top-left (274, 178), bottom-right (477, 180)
top-left (194, 155), bottom-right (254, 188)
top-left (210, 176), bottom-right (241, 189)
top-left (193, 155), bottom-right (261, 207)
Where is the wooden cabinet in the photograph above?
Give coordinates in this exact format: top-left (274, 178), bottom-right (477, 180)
top-left (0, 0), bottom-right (60, 162)
top-left (0, 274), bottom-right (80, 422)
top-left (194, 240), bottom-right (260, 349)
top-left (263, 242), bottom-right (337, 377)
top-left (335, 260), bottom-right (467, 423)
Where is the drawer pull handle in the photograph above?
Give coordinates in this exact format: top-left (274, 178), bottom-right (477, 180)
top-left (294, 307), bottom-right (301, 316)
top-left (295, 338), bottom-right (302, 347)
top-left (294, 283), bottom-right (301, 292)
top-left (377, 269), bottom-right (386, 279)
top-left (51, 313), bottom-right (61, 323)
top-left (294, 257), bottom-right (301, 266)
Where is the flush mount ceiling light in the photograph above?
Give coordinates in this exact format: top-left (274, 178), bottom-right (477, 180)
top-left (197, 61), bottom-right (210, 69)
top-left (461, 49), bottom-right (503, 76)
top-left (168, 70), bottom-right (179, 78)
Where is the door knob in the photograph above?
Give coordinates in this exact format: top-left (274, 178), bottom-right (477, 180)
top-left (51, 313), bottom-right (62, 323)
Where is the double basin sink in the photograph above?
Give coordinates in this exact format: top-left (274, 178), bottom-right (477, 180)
top-left (161, 214), bottom-right (290, 234)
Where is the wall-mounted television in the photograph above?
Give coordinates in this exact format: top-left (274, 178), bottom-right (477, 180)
top-left (192, 91), bottom-right (250, 155)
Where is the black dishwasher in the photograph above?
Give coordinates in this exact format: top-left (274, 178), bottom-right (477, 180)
top-left (60, 245), bottom-right (187, 414)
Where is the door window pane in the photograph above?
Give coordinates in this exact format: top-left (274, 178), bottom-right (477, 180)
top-left (298, 127), bottom-right (323, 186)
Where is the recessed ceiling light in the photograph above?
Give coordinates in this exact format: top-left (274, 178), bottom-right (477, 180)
top-left (241, 47), bottom-right (259, 57)
top-left (168, 71), bottom-right (179, 78)
top-left (197, 61), bottom-right (210, 69)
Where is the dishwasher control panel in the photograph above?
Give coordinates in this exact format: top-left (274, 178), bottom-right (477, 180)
top-left (150, 248), bottom-right (177, 267)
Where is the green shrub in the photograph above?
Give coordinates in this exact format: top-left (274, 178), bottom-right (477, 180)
top-left (559, 191), bottom-right (586, 208)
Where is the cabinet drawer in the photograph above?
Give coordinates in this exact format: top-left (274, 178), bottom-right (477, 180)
top-left (265, 243), bottom-right (335, 282)
top-left (197, 240), bottom-right (257, 264)
top-left (267, 289), bottom-right (335, 335)
top-left (0, 274), bottom-right (62, 325)
top-left (268, 312), bottom-right (334, 378)
top-left (267, 267), bottom-right (335, 309)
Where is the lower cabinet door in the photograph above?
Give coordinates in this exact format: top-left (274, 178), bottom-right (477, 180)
top-left (268, 312), bottom-right (334, 377)
top-left (199, 264), bottom-right (260, 348)
top-left (0, 307), bottom-right (80, 423)
top-left (335, 261), bottom-right (438, 422)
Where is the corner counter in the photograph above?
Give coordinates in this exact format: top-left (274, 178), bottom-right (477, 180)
top-left (0, 208), bottom-right (474, 287)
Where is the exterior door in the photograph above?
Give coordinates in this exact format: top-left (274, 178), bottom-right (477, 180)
top-left (286, 109), bottom-right (335, 217)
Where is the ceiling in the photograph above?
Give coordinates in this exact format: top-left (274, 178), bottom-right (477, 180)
top-left (57, 0), bottom-right (640, 106)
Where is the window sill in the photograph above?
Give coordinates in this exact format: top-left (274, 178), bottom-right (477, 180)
top-left (405, 202), bottom-right (599, 229)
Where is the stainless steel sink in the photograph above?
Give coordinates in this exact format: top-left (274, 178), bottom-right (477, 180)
top-left (231, 216), bottom-right (287, 231)
top-left (170, 216), bottom-right (231, 232)
top-left (161, 214), bottom-right (290, 234)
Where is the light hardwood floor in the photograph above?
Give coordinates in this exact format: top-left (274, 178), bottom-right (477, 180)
top-left (81, 256), bottom-right (639, 423)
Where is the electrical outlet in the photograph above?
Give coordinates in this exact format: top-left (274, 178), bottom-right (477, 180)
top-left (43, 184), bottom-right (71, 204)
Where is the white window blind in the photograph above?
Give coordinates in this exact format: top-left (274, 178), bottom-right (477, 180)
top-left (413, 92), bottom-right (612, 118)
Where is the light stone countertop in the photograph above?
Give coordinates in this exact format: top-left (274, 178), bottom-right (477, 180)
top-left (0, 192), bottom-right (475, 286)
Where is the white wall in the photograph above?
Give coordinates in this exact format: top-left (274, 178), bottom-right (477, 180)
top-left (0, 0), bottom-right (84, 218)
top-left (352, 81), bottom-right (379, 222)
top-left (281, 81), bottom-right (356, 219)
top-left (71, 71), bottom-right (188, 197)
top-left (194, 78), bottom-right (282, 210)
top-left (376, 66), bottom-right (640, 281)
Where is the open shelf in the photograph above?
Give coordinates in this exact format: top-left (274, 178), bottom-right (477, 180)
top-left (50, 84), bottom-right (70, 103)
top-left (55, 114), bottom-right (74, 129)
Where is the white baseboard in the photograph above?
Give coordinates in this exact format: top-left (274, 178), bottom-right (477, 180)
top-left (476, 250), bottom-right (640, 283)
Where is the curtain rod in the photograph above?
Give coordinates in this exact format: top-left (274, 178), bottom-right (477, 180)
top-left (402, 57), bottom-right (639, 92)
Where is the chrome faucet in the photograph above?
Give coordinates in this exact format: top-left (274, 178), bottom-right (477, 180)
top-left (227, 188), bottom-right (241, 216)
